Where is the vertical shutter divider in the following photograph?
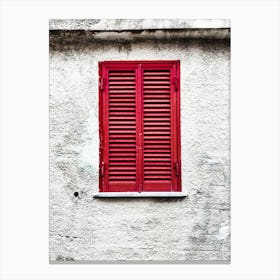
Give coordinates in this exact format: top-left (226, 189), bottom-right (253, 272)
top-left (98, 62), bottom-right (104, 191)
top-left (136, 64), bottom-right (143, 192)
top-left (176, 61), bottom-right (181, 191)
top-left (139, 64), bottom-right (144, 192)
top-left (170, 65), bottom-right (177, 191)
top-left (103, 68), bottom-right (109, 192)
top-left (105, 69), bottom-right (109, 192)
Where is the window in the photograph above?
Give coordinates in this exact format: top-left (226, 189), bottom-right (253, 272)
top-left (98, 61), bottom-right (181, 194)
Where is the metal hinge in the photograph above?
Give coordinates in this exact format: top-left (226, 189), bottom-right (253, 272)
top-left (99, 77), bottom-right (105, 91)
top-left (174, 162), bottom-right (179, 176)
top-left (100, 161), bottom-right (105, 177)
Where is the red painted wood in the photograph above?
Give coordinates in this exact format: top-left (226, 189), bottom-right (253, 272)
top-left (99, 61), bottom-right (181, 192)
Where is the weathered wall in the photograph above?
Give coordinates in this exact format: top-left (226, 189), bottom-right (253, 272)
top-left (49, 28), bottom-right (230, 262)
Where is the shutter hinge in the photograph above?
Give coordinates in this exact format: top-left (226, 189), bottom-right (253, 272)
top-left (100, 161), bottom-right (105, 177)
top-left (99, 77), bottom-right (105, 91)
top-left (173, 77), bottom-right (178, 91)
top-left (174, 162), bottom-right (179, 176)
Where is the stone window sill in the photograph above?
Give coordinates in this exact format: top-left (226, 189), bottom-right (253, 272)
top-left (93, 192), bottom-right (187, 198)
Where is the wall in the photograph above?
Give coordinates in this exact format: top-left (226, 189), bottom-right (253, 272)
top-left (49, 28), bottom-right (230, 262)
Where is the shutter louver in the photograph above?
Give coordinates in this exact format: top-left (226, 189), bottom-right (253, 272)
top-left (142, 69), bottom-right (172, 191)
top-left (99, 61), bottom-right (181, 193)
top-left (106, 69), bottom-right (138, 191)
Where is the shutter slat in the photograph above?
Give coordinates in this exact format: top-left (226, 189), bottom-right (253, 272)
top-left (144, 99), bottom-right (170, 103)
top-left (144, 122), bottom-right (170, 126)
top-left (109, 167), bottom-right (136, 171)
top-left (144, 113), bottom-right (170, 117)
top-left (109, 77), bottom-right (135, 80)
top-left (109, 139), bottom-right (136, 143)
top-left (109, 112), bottom-right (135, 115)
top-left (109, 162), bottom-right (136, 166)
top-left (144, 109), bottom-right (171, 113)
top-left (144, 91), bottom-right (170, 94)
top-left (109, 72), bottom-right (135, 76)
top-left (144, 155), bottom-right (171, 158)
top-left (109, 117), bottom-right (136, 120)
top-left (109, 98), bottom-right (135, 102)
top-left (110, 158), bottom-right (136, 162)
top-left (110, 171), bottom-right (136, 174)
top-left (144, 104), bottom-right (170, 108)
top-left (109, 149), bottom-right (136, 153)
top-left (109, 81), bottom-right (135, 85)
top-left (144, 86), bottom-right (170, 89)
top-left (109, 126), bottom-right (136, 129)
top-left (144, 72), bottom-right (170, 76)
top-left (142, 117), bottom-right (170, 121)
top-left (108, 91), bottom-right (135, 94)
top-left (144, 158), bottom-right (171, 162)
top-left (144, 145), bottom-right (171, 149)
top-left (109, 176), bottom-right (136, 180)
top-left (144, 76), bottom-right (170, 80)
top-left (144, 162), bottom-right (171, 166)
top-left (144, 81), bottom-right (170, 85)
top-left (144, 175), bottom-right (171, 179)
top-left (144, 166), bottom-right (171, 170)
top-left (109, 86), bottom-right (135, 89)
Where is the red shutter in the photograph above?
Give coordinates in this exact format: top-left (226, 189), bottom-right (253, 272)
top-left (99, 61), bottom-right (181, 192)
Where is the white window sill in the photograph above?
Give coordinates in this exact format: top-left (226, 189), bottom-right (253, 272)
top-left (93, 192), bottom-right (187, 198)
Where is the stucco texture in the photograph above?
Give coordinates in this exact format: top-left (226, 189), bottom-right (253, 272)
top-left (49, 27), bottom-right (230, 263)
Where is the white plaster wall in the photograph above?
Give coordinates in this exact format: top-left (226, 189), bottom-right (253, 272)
top-left (49, 33), bottom-right (230, 262)
top-left (49, 18), bottom-right (230, 30)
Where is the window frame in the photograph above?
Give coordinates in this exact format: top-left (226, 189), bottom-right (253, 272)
top-left (98, 60), bottom-right (182, 196)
